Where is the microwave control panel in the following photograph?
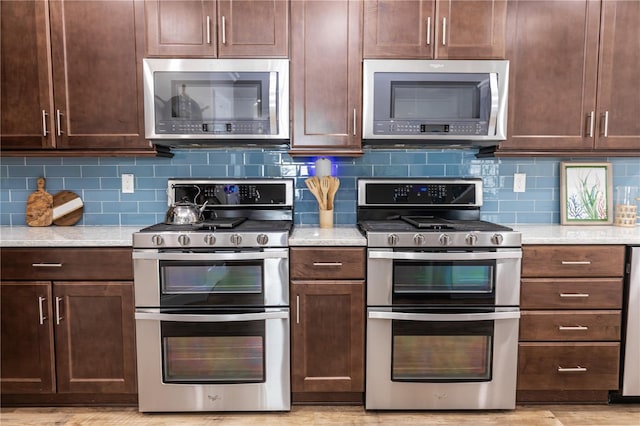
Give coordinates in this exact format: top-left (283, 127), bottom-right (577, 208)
top-left (156, 120), bottom-right (272, 135)
top-left (373, 121), bottom-right (488, 136)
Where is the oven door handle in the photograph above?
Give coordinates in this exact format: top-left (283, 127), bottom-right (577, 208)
top-left (368, 310), bottom-right (520, 322)
top-left (368, 250), bottom-right (522, 261)
top-left (132, 250), bottom-right (288, 261)
top-left (135, 309), bottom-right (289, 322)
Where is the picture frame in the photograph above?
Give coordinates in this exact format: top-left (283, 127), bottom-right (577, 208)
top-left (560, 162), bottom-right (613, 225)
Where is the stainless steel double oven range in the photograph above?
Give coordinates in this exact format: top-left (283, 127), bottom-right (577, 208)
top-left (132, 179), bottom-right (293, 412)
top-left (357, 178), bottom-right (522, 410)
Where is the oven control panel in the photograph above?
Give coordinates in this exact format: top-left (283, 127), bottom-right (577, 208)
top-left (168, 179), bottom-right (294, 207)
top-left (358, 178), bottom-right (482, 207)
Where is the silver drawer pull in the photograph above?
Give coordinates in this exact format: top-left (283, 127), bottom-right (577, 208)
top-left (561, 260), bottom-right (592, 265)
top-left (312, 262), bottom-right (343, 267)
top-left (559, 293), bottom-right (590, 298)
top-left (558, 366), bottom-right (587, 373)
top-left (558, 325), bottom-right (588, 331)
top-left (32, 263), bottom-right (63, 268)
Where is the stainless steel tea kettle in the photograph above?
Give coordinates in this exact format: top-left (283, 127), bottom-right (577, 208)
top-left (164, 199), bottom-right (208, 225)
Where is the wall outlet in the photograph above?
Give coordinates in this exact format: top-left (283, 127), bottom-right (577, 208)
top-left (513, 173), bottom-right (526, 193)
top-left (122, 174), bottom-right (134, 193)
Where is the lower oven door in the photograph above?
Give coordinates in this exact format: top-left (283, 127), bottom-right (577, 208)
top-left (366, 307), bottom-right (520, 410)
top-left (135, 308), bottom-right (290, 412)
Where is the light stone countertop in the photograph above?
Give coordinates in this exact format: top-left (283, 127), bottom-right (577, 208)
top-left (1, 224), bottom-right (639, 247)
top-left (0, 226), bottom-right (143, 247)
top-left (289, 225), bottom-right (367, 246)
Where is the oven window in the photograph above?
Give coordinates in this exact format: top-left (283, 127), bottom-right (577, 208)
top-left (392, 319), bottom-right (493, 382)
top-left (161, 260), bottom-right (263, 294)
top-left (161, 320), bottom-right (265, 384)
top-left (391, 81), bottom-right (480, 120)
top-left (394, 260), bottom-right (494, 294)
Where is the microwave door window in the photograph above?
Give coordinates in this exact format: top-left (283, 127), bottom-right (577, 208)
top-left (391, 82), bottom-right (480, 121)
top-left (210, 81), bottom-right (262, 120)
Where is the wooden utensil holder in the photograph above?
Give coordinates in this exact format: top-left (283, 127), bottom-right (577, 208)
top-left (319, 209), bottom-right (334, 228)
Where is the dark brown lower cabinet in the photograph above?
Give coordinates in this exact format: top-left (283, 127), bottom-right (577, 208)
top-left (0, 248), bottom-right (137, 406)
top-left (291, 280), bottom-right (364, 404)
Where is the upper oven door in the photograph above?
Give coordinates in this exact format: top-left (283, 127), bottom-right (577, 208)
top-left (367, 248), bottom-right (521, 306)
top-left (362, 60), bottom-right (508, 142)
top-left (133, 248), bottom-right (289, 307)
top-left (143, 58), bottom-right (289, 140)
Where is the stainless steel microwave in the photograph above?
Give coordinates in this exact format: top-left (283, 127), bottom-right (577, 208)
top-left (143, 59), bottom-right (289, 146)
top-left (362, 60), bottom-right (509, 145)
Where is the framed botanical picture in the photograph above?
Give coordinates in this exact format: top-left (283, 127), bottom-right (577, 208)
top-left (560, 162), bottom-right (613, 225)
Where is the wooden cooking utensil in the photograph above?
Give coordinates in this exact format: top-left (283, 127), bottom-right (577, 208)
top-left (53, 190), bottom-right (84, 226)
top-left (320, 176), bottom-right (331, 210)
top-left (305, 177), bottom-right (326, 210)
top-left (327, 177), bottom-right (340, 210)
top-left (26, 177), bottom-right (53, 227)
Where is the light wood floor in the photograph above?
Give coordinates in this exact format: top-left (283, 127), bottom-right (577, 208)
top-left (1, 404), bottom-right (639, 426)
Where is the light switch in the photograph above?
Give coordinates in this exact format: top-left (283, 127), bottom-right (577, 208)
top-left (122, 174), bottom-right (134, 193)
top-left (513, 173), bottom-right (526, 193)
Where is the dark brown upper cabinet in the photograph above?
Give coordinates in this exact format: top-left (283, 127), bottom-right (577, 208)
top-left (363, 0), bottom-right (507, 59)
top-left (0, 0), bottom-right (152, 156)
top-left (145, 0), bottom-right (289, 58)
top-left (497, 0), bottom-right (640, 156)
top-left (289, 0), bottom-right (363, 156)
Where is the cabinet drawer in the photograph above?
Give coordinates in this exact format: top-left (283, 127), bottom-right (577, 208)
top-left (290, 247), bottom-right (365, 280)
top-left (521, 278), bottom-right (622, 309)
top-left (1, 248), bottom-right (133, 280)
top-left (517, 342), bottom-right (620, 390)
top-left (522, 245), bottom-right (625, 278)
top-left (520, 310), bottom-right (621, 341)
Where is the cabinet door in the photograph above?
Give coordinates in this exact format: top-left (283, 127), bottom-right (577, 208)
top-left (145, 0), bottom-right (217, 57)
top-left (53, 282), bottom-right (137, 394)
top-left (291, 280), bottom-right (364, 393)
top-left (49, 0), bottom-right (149, 150)
top-left (0, 282), bottom-right (55, 394)
top-left (218, 0), bottom-right (289, 58)
top-left (594, 0), bottom-right (640, 150)
top-left (363, 0), bottom-right (435, 58)
top-left (0, 0), bottom-right (55, 150)
top-left (290, 0), bottom-right (363, 155)
top-left (500, 0), bottom-right (600, 152)
top-left (435, 0), bottom-right (507, 59)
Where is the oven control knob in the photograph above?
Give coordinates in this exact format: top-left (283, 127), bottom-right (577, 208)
top-left (492, 233), bottom-right (504, 245)
top-left (204, 234), bottom-right (216, 246)
top-left (230, 234), bottom-right (243, 246)
top-left (466, 234), bottom-right (478, 246)
top-left (413, 234), bottom-right (425, 246)
top-left (439, 234), bottom-right (451, 246)
top-left (387, 234), bottom-right (399, 246)
top-left (177, 234), bottom-right (190, 246)
top-left (151, 235), bottom-right (164, 246)
top-left (256, 234), bottom-right (269, 245)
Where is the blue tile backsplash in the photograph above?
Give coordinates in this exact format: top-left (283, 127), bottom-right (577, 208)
top-left (1, 148), bottom-right (638, 227)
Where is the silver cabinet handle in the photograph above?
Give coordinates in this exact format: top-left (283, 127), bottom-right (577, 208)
top-left (38, 296), bottom-right (47, 325)
top-left (426, 17), bottom-right (431, 45)
top-left (32, 263), bottom-right (63, 268)
top-left (558, 325), bottom-right (588, 331)
top-left (602, 110), bottom-right (609, 137)
top-left (558, 366), bottom-right (587, 373)
top-left (312, 262), bottom-right (343, 267)
top-left (221, 15), bottom-right (226, 45)
top-left (42, 110), bottom-right (49, 136)
top-left (206, 16), bottom-right (211, 44)
top-left (353, 108), bottom-right (357, 136)
top-left (442, 17), bottom-right (447, 46)
top-left (588, 111), bottom-right (594, 137)
top-left (560, 293), bottom-right (589, 298)
top-left (55, 296), bottom-right (62, 325)
top-left (561, 260), bottom-right (591, 265)
top-left (296, 295), bottom-right (300, 325)
top-left (55, 110), bottom-right (63, 135)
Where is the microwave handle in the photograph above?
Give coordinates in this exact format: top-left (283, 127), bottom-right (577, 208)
top-left (487, 72), bottom-right (499, 136)
top-left (269, 71), bottom-right (278, 134)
